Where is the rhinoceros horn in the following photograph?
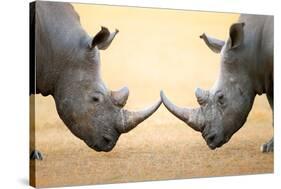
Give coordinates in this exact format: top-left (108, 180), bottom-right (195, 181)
top-left (111, 87), bottom-right (129, 108)
top-left (160, 91), bottom-right (203, 132)
top-left (118, 99), bottom-right (162, 133)
top-left (195, 88), bottom-right (209, 106)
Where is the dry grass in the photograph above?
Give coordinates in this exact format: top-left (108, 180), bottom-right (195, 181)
top-left (31, 4), bottom-right (273, 188)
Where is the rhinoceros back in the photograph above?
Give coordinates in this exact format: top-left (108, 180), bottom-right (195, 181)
top-left (34, 2), bottom-right (90, 96)
top-left (239, 14), bottom-right (273, 96)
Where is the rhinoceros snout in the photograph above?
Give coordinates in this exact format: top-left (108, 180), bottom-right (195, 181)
top-left (203, 131), bottom-right (226, 150)
top-left (86, 132), bottom-right (120, 152)
top-left (204, 133), bottom-right (217, 150)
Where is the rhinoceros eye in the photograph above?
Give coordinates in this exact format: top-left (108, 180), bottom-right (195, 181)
top-left (92, 97), bottom-right (100, 102)
top-left (91, 92), bottom-right (104, 103)
top-left (216, 92), bottom-right (224, 105)
top-left (218, 94), bottom-right (224, 100)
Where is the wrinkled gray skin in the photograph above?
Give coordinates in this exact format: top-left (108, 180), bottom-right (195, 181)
top-left (34, 2), bottom-right (161, 152)
top-left (161, 15), bottom-right (273, 152)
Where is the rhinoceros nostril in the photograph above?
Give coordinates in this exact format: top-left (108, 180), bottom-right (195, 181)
top-left (103, 135), bottom-right (112, 145)
top-left (206, 134), bottom-right (216, 144)
top-left (90, 143), bottom-right (102, 152)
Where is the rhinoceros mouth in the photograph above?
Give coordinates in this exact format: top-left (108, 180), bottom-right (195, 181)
top-left (207, 143), bottom-right (217, 150)
top-left (205, 136), bottom-right (228, 150)
top-left (84, 134), bottom-right (118, 152)
top-left (86, 141), bottom-right (117, 152)
top-left (207, 141), bottom-right (224, 150)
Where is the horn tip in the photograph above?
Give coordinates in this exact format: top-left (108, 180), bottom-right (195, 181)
top-left (150, 98), bottom-right (162, 111)
top-left (156, 98), bottom-right (162, 107)
top-left (160, 91), bottom-right (171, 110)
top-left (160, 90), bottom-right (166, 99)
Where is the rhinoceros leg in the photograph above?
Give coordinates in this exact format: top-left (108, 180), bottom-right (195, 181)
top-left (261, 93), bottom-right (274, 153)
top-left (30, 150), bottom-right (43, 160)
top-left (261, 137), bottom-right (273, 152)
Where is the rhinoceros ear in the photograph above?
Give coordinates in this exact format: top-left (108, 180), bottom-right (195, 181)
top-left (200, 33), bottom-right (225, 53)
top-left (228, 22), bottom-right (245, 49)
top-left (91, 26), bottom-right (119, 50)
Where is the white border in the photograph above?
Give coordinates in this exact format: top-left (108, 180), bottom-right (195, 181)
top-left (0, 0), bottom-right (280, 188)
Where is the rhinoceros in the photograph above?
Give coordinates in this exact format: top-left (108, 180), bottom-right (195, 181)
top-left (30, 1), bottom-right (161, 158)
top-left (161, 14), bottom-right (273, 152)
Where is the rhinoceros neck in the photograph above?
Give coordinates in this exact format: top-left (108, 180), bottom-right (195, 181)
top-left (35, 2), bottom-right (92, 96)
top-left (239, 15), bottom-right (273, 96)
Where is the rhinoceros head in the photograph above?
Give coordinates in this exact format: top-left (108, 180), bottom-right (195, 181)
top-left (161, 22), bottom-right (256, 150)
top-left (54, 27), bottom-right (161, 152)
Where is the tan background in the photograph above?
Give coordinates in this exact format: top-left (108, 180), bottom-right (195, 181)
top-left (32, 3), bottom-right (273, 187)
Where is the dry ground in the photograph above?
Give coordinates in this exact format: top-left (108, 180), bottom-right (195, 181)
top-left (31, 95), bottom-right (273, 188)
top-left (31, 4), bottom-right (273, 188)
